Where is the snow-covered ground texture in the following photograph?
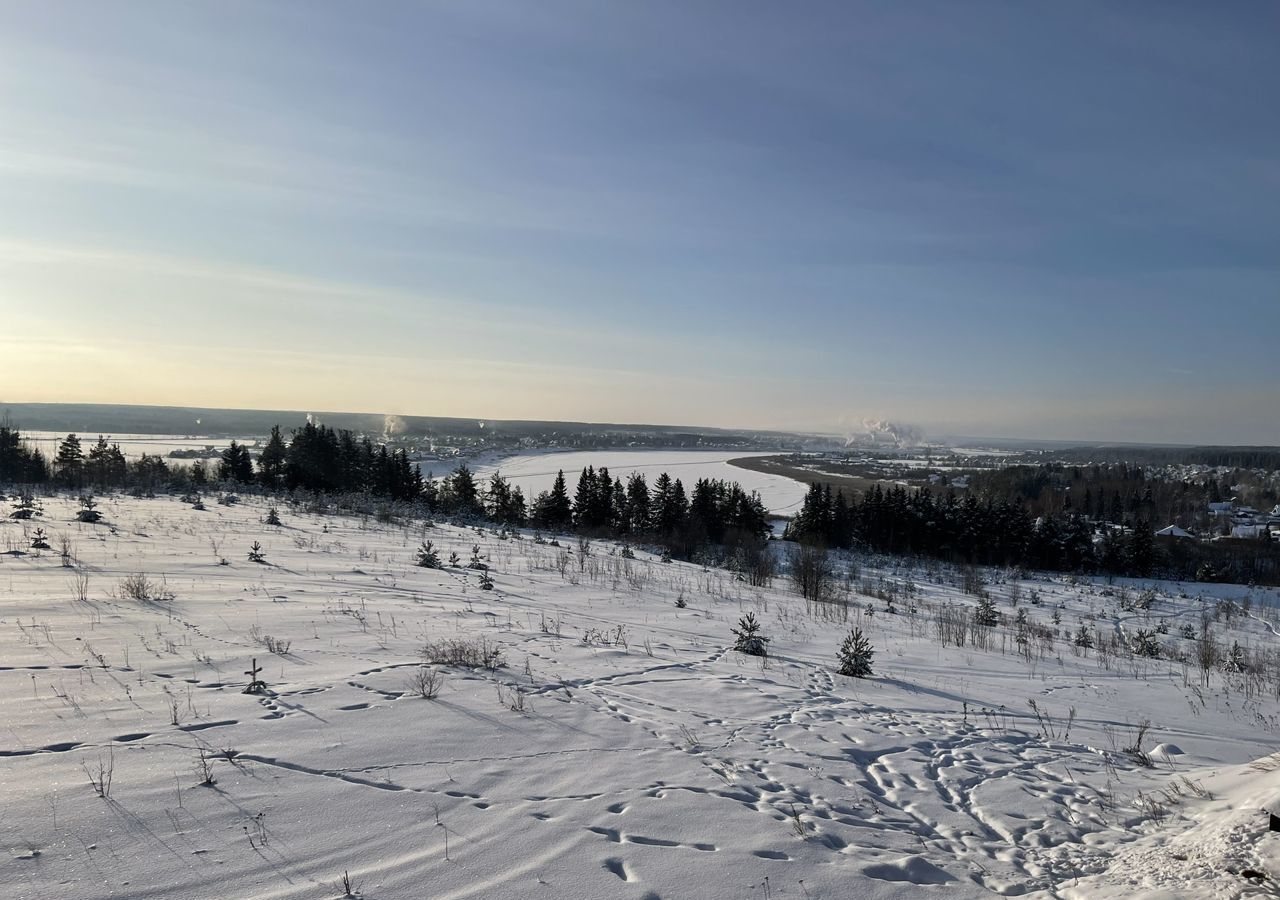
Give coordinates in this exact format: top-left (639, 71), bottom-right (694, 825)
top-left (3, 495), bottom-right (1279, 900)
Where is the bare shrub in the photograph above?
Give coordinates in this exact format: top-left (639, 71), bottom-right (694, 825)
top-left (789, 543), bottom-right (833, 602)
top-left (195, 749), bottom-right (217, 786)
top-left (733, 536), bottom-right (777, 587)
top-left (338, 870), bottom-right (360, 898)
top-left (934, 603), bottom-right (970, 648)
top-left (69, 571), bottom-right (90, 603)
top-left (118, 573), bottom-right (172, 602)
top-left (1123, 719), bottom-right (1153, 767)
top-left (250, 629), bottom-right (291, 655)
top-left (421, 637), bottom-right (505, 671)
top-left (408, 666), bottom-right (443, 699)
top-left (84, 750), bottom-right (114, 798)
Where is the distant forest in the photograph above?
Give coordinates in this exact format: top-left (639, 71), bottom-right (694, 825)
top-left (786, 474), bottom-right (1280, 585)
top-left (1030, 446), bottom-right (1280, 471)
top-left (0, 402), bottom-right (794, 448)
top-left (967, 463), bottom-right (1279, 528)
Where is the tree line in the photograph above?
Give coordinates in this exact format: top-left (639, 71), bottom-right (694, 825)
top-left (786, 481), bottom-right (1280, 584)
top-left (967, 462), bottom-right (1277, 533)
top-left (0, 423), bottom-right (770, 558)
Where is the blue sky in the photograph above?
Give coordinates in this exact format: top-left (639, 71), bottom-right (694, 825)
top-left (1, 1), bottom-right (1277, 442)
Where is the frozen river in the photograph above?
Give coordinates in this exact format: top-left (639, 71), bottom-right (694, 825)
top-left (463, 449), bottom-right (807, 516)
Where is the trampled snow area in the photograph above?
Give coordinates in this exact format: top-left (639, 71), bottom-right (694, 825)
top-left (3, 495), bottom-right (1279, 899)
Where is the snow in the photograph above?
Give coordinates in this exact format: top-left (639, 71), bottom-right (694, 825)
top-left (1061, 760), bottom-right (1280, 899)
top-left (467, 449), bottom-right (810, 516)
top-left (3, 494), bottom-right (1280, 899)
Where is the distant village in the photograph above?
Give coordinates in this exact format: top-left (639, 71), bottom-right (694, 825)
top-left (1151, 499), bottom-right (1280, 543)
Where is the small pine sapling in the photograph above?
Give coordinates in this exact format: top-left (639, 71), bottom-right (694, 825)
top-left (416, 541), bottom-right (442, 569)
top-left (731, 612), bottom-right (770, 657)
top-left (837, 627), bottom-right (874, 678)
top-left (247, 541), bottom-right (266, 563)
top-left (76, 495), bottom-right (103, 523)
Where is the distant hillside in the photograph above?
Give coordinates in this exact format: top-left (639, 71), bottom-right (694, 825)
top-left (0, 401), bottom-right (793, 444)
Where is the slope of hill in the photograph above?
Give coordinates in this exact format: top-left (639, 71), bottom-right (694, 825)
top-left (3, 494), bottom-right (1278, 898)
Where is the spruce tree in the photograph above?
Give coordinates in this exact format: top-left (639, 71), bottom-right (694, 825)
top-left (416, 540), bottom-right (442, 569)
top-left (974, 594), bottom-right (1000, 627)
top-left (625, 472), bottom-right (650, 534)
top-left (837, 628), bottom-right (874, 677)
top-left (55, 433), bottom-right (84, 487)
top-left (450, 463), bottom-right (480, 515)
top-left (218, 441), bottom-right (254, 484)
top-left (731, 612), bottom-right (770, 657)
top-left (573, 466), bottom-right (597, 528)
top-left (258, 425), bottom-right (287, 490)
top-left (0, 426), bottom-right (50, 484)
top-left (486, 472), bottom-right (512, 521)
top-left (543, 470), bottom-right (572, 529)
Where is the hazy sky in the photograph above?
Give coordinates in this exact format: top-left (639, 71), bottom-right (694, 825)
top-left (2, 2), bottom-right (1277, 443)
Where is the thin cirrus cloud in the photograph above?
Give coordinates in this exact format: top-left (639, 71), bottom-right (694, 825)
top-left (0, 1), bottom-right (1277, 443)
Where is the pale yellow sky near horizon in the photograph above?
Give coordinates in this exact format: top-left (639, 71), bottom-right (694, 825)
top-left (2, 234), bottom-right (1273, 442)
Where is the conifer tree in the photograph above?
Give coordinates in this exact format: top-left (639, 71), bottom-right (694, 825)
top-left (625, 472), bottom-right (650, 534)
top-left (0, 426), bottom-right (49, 484)
top-left (731, 612), bottom-right (770, 657)
top-left (837, 628), bottom-right (874, 677)
top-left (218, 441), bottom-right (254, 484)
top-left (258, 425), bottom-right (287, 490)
top-left (421, 471), bottom-right (439, 511)
top-left (450, 463), bottom-right (480, 515)
top-left (974, 594), bottom-right (1000, 627)
top-left (538, 470), bottom-right (573, 530)
top-left (416, 540), bottom-right (442, 569)
top-left (55, 433), bottom-right (84, 487)
top-left (573, 466), bottom-right (597, 528)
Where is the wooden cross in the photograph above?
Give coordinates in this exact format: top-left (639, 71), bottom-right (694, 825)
top-left (243, 658), bottom-right (266, 694)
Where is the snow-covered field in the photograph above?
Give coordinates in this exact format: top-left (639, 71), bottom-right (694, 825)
top-left (3, 495), bottom-right (1279, 899)
top-left (467, 450), bottom-right (809, 516)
